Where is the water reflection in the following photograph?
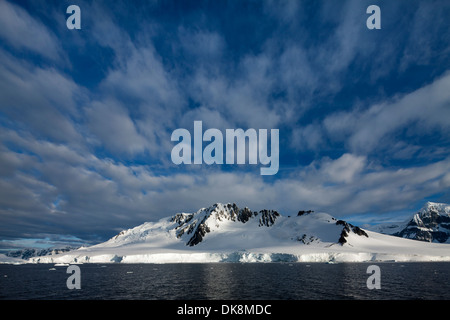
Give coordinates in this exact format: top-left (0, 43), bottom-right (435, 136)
top-left (1, 262), bottom-right (449, 300)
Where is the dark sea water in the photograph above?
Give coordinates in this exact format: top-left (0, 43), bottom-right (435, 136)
top-left (0, 262), bottom-right (449, 300)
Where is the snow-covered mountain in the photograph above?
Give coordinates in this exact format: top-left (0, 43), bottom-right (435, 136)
top-left (5, 246), bottom-right (77, 260)
top-left (91, 203), bottom-right (368, 252)
top-left (29, 203), bottom-right (450, 264)
top-left (367, 202), bottom-right (450, 243)
top-left (0, 246), bottom-right (80, 264)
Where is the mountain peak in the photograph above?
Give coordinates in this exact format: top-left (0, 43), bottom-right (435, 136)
top-left (421, 202), bottom-right (450, 216)
top-left (108, 203), bottom-right (371, 249)
top-left (171, 203), bottom-right (280, 246)
top-left (392, 202), bottom-right (450, 243)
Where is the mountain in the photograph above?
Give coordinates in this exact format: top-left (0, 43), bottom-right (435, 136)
top-left (105, 203), bottom-right (367, 250)
top-left (5, 246), bottom-right (78, 260)
top-left (29, 203), bottom-right (450, 264)
top-left (170, 203), bottom-right (281, 246)
top-left (367, 202), bottom-right (450, 243)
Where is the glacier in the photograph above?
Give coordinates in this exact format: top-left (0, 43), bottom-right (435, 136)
top-left (19, 202), bottom-right (450, 264)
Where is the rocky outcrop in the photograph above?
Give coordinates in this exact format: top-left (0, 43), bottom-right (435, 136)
top-left (297, 210), bottom-right (314, 216)
top-left (336, 220), bottom-right (368, 245)
top-left (258, 209), bottom-right (280, 227)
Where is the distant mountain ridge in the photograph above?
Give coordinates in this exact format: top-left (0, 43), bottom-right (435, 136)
top-left (21, 202), bottom-right (450, 263)
top-left (368, 202), bottom-right (450, 243)
top-left (5, 247), bottom-right (77, 260)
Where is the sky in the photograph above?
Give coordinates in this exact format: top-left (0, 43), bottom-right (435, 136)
top-left (0, 0), bottom-right (449, 251)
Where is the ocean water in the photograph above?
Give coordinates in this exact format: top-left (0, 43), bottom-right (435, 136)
top-left (0, 262), bottom-right (449, 300)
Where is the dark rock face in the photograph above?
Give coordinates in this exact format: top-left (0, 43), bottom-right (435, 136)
top-left (297, 210), bottom-right (314, 216)
top-left (237, 206), bottom-right (254, 223)
top-left (186, 215), bottom-right (210, 246)
top-left (336, 220), bottom-right (368, 245)
top-left (338, 230), bottom-right (348, 245)
top-left (114, 230), bottom-right (126, 239)
top-left (393, 204), bottom-right (450, 243)
top-left (394, 214), bottom-right (450, 243)
top-left (296, 234), bottom-right (319, 245)
top-left (258, 209), bottom-right (280, 227)
top-left (353, 226), bottom-right (369, 237)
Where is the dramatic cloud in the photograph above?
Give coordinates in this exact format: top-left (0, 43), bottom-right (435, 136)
top-left (0, 0), bottom-right (449, 250)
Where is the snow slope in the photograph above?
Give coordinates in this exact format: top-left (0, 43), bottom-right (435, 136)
top-left (0, 253), bottom-right (25, 264)
top-left (29, 203), bottom-right (450, 264)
